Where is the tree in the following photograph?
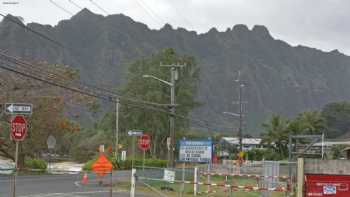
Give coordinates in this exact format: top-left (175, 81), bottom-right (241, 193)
top-left (120, 48), bottom-right (200, 158)
top-left (261, 115), bottom-right (289, 158)
top-left (261, 111), bottom-right (327, 160)
top-left (322, 101), bottom-right (350, 138)
top-left (296, 111), bottom-right (326, 134)
top-left (0, 61), bottom-right (90, 166)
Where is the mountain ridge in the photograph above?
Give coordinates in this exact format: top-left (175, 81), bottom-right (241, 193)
top-left (1, 9), bottom-right (350, 134)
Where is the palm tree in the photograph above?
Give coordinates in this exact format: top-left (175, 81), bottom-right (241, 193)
top-left (296, 111), bottom-right (326, 134)
top-left (261, 115), bottom-right (289, 158)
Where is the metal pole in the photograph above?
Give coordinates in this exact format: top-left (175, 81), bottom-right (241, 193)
top-left (239, 81), bottom-right (243, 152)
top-left (207, 163), bottom-right (210, 192)
top-left (180, 162), bottom-right (185, 197)
top-left (321, 133), bottom-right (324, 159)
top-left (115, 98), bottom-right (120, 160)
top-left (194, 167), bottom-right (198, 196)
top-left (142, 150), bottom-right (145, 171)
top-left (288, 134), bottom-right (292, 196)
top-left (169, 67), bottom-right (176, 168)
top-left (110, 170), bottom-right (113, 197)
top-left (12, 141), bottom-right (19, 197)
top-left (48, 149), bottom-right (51, 174)
top-left (132, 135), bottom-right (136, 169)
top-left (130, 168), bottom-right (136, 197)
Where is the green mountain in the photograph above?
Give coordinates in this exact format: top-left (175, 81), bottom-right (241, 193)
top-left (1, 9), bottom-right (350, 134)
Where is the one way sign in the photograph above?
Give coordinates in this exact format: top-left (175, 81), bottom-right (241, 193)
top-left (5, 103), bottom-right (33, 115)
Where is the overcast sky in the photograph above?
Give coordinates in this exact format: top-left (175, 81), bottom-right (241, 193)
top-left (1, 0), bottom-right (349, 55)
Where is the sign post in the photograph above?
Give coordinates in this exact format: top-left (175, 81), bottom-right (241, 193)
top-left (11, 115), bottom-right (28, 197)
top-left (128, 130), bottom-right (143, 168)
top-left (138, 134), bottom-right (151, 171)
top-left (46, 135), bottom-right (56, 173)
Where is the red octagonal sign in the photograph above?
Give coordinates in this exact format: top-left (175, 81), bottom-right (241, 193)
top-left (138, 134), bottom-right (151, 151)
top-left (11, 115), bottom-right (28, 141)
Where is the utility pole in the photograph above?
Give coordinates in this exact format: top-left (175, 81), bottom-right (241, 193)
top-left (143, 63), bottom-right (185, 168)
top-left (115, 98), bottom-right (120, 160)
top-left (234, 71), bottom-right (247, 152)
top-left (161, 63), bottom-right (185, 168)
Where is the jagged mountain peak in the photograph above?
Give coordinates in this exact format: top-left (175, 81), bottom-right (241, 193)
top-left (0, 14), bottom-right (25, 25)
top-left (72, 8), bottom-right (101, 19)
top-left (232, 24), bottom-right (250, 33)
top-left (252, 25), bottom-right (271, 38)
top-left (1, 12), bottom-right (349, 133)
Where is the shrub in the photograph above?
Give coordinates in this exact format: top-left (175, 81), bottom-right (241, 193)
top-left (82, 158), bottom-right (97, 171)
top-left (246, 149), bottom-right (265, 161)
top-left (83, 158), bottom-right (167, 171)
top-left (24, 158), bottom-right (47, 170)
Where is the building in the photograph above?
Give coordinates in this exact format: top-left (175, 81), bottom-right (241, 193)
top-left (220, 137), bottom-right (263, 151)
top-left (313, 140), bottom-right (350, 158)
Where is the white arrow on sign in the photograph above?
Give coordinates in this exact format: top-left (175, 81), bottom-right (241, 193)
top-left (7, 104), bottom-right (14, 112)
top-left (5, 103), bottom-right (32, 114)
top-left (128, 130), bottom-right (143, 136)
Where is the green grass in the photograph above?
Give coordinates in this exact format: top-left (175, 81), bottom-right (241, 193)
top-left (114, 176), bottom-right (287, 197)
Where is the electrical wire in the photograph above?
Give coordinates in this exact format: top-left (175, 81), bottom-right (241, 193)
top-left (49, 0), bottom-right (74, 16)
top-left (134, 0), bottom-right (163, 26)
top-left (89, 0), bottom-right (109, 15)
top-left (0, 11), bottom-right (230, 131)
top-left (0, 54), bottom-right (226, 131)
top-left (68, 0), bottom-right (83, 10)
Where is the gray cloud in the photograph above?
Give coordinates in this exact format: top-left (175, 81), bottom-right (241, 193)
top-left (1, 0), bottom-right (350, 54)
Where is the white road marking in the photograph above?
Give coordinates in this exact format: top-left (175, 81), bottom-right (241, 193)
top-left (74, 181), bottom-right (81, 187)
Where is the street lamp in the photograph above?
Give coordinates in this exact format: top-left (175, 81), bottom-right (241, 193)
top-left (223, 111), bottom-right (241, 117)
top-left (143, 73), bottom-right (176, 167)
top-left (142, 75), bottom-right (173, 87)
top-left (223, 111), bottom-right (244, 151)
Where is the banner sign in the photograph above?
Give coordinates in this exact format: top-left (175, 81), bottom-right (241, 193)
top-left (179, 140), bottom-right (212, 163)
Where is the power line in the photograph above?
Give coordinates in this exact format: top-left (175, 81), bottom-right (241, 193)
top-left (68, 0), bottom-right (83, 10)
top-left (134, 0), bottom-right (163, 26)
top-left (0, 52), bottom-right (224, 130)
top-left (49, 0), bottom-right (74, 16)
top-left (89, 0), bottom-right (109, 15)
top-left (0, 14), bottom-right (173, 108)
top-left (0, 12), bottom-right (228, 131)
top-left (0, 12), bottom-right (65, 49)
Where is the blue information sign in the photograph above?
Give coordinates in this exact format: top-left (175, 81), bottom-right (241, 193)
top-left (179, 140), bottom-right (212, 163)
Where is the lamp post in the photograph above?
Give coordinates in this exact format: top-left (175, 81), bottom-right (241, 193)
top-left (223, 111), bottom-right (244, 151)
top-left (143, 72), bottom-right (176, 167)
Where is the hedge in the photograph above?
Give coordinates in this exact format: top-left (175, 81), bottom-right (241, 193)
top-left (24, 158), bottom-right (47, 170)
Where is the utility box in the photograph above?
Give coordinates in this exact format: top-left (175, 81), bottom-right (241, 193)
top-left (305, 174), bottom-right (350, 197)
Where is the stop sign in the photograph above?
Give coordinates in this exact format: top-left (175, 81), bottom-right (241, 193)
top-left (138, 134), bottom-right (151, 151)
top-left (11, 115), bottom-right (28, 141)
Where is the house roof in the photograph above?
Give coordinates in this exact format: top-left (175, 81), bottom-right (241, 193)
top-left (314, 141), bottom-right (350, 147)
top-left (221, 137), bottom-right (262, 145)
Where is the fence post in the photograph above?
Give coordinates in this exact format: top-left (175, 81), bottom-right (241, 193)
top-left (130, 168), bottom-right (136, 197)
top-left (297, 158), bottom-right (304, 197)
top-left (110, 171), bottom-right (113, 197)
top-left (180, 162), bottom-right (186, 197)
top-left (194, 167), bottom-right (198, 196)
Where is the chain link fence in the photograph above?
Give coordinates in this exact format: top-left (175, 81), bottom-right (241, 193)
top-left (133, 161), bottom-right (297, 197)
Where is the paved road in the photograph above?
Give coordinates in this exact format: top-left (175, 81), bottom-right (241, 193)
top-left (0, 171), bottom-right (152, 197)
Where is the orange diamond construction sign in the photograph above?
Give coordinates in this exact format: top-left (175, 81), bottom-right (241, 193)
top-left (92, 154), bottom-right (113, 177)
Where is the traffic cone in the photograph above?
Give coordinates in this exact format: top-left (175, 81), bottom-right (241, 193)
top-left (81, 172), bottom-right (89, 185)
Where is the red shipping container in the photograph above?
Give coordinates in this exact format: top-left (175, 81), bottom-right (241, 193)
top-left (305, 174), bottom-right (350, 197)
